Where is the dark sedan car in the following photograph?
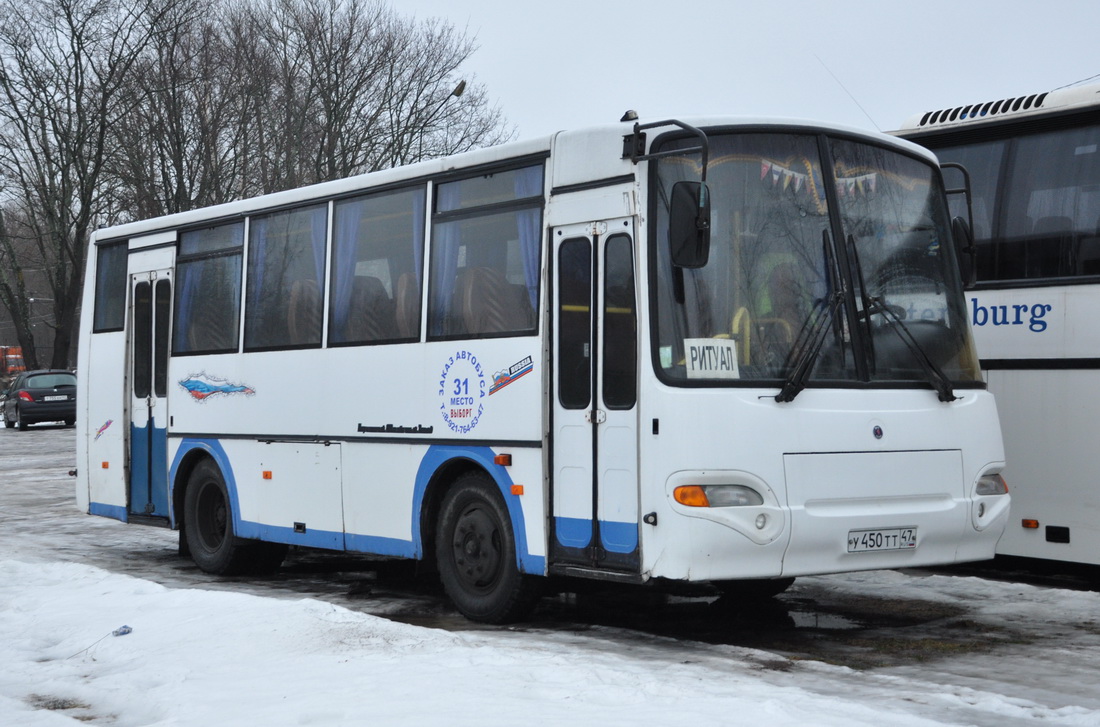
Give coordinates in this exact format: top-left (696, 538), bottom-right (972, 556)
top-left (2, 369), bottom-right (77, 430)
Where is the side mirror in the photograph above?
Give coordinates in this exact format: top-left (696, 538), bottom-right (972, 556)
top-left (951, 215), bottom-right (976, 288)
top-left (670, 181), bottom-right (711, 268)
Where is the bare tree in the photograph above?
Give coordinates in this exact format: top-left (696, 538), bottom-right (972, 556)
top-left (0, 0), bottom-right (513, 368)
top-left (112, 0), bottom-right (513, 209)
top-left (0, 0), bottom-right (199, 368)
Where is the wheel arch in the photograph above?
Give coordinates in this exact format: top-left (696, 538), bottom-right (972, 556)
top-left (416, 454), bottom-right (484, 567)
top-left (413, 445), bottom-right (542, 574)
top-left (169, 438), bottom-right (236, 532)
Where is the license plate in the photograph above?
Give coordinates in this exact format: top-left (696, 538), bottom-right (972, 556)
top-left (847, 527), bottom-right (917, 553)
top-left (43, 395), bottom-right (67, 401)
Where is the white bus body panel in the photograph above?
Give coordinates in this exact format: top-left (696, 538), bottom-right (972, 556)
top-left (968, 285), bottom-right (1100, 564)
top-left (164, 337), bottom-right (547, 567)
top-left (637, 387), bottom-right (1007, 581)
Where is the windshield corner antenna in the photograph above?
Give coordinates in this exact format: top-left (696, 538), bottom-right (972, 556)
top-left (815, 54), bottom-right (881, 132)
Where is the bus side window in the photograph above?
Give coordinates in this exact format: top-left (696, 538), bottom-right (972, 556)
top-left (330, 187), bottom-right (425, 345)
top-left (92, 242), bottom-right (128, 333)
top-left (429, 211), bottom-right (540, 339)
top-left (245, 204), bottom-right (327, 351)
top-left (174, 222), bottom-right (244, 355)
top-left (428, 165), bottom-right (543, 340)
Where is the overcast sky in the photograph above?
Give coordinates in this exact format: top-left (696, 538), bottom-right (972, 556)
top-left (401, 0), bottom-right (1100, 140)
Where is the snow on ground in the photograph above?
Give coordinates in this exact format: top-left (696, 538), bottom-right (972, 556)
top-left (3, 426), bottom-right (1100, 726)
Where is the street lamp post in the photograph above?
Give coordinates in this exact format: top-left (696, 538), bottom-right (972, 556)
top-left (416, 80), bottom-right (466, 162)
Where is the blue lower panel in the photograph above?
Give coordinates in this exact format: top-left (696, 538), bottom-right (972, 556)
top-left (130, 420), bottom-right (169, 517)
top-left (555, 517), bottom-right (593, 549)
top-left (600, 520), bottom-right (639, 554)
top-left (556, 517), bottom-right (638, 554)
top-left (235, 520), bottom-right (344, 550)
top-left (345, 532), bottom-right (417, 558)
top-left (89, 501), bottom-right (128, 522)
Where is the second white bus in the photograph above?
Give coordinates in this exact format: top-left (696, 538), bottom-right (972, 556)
top-left (897, 83), bottom-right (1100, 567)
top-left (76, 115), bottom-right (1009, 621)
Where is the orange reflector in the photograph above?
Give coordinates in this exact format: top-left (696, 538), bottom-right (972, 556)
top-left (510, 484), bottom-right (524, 496)
top-left (1022, 519), bottom-right (1040, 529)
top-left (494, 454), bottom-right (512, 466)
top-left (673, 485), bottom-right (710, 507)
top-left (101, 461), bottom-right (109, 469)
top-left (262, 471), bottom-right (273, 480)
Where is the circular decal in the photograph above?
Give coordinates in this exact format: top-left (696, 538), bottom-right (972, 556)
top-left (438, 350), bottom-right (487, 434)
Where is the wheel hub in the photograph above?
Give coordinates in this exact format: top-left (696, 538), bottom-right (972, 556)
top-left (452, 507), bottom-right (501, 588)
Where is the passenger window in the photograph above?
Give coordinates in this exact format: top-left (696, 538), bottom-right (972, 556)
top-left (93, 242), bottom-right (128, 333)
top-left (174, 222), bottom-right (244, 355)
top-left (330, 187), bottom-right (425, 344)
top-left (428, 164), bottom-right (543, 339)
top-left (245, 204), bottom-right (328, 350)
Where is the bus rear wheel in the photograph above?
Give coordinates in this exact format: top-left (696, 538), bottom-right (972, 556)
top-left (184, 459), bottom-right (285, 575)
top-left (435, 473), bottom-right (540, 623)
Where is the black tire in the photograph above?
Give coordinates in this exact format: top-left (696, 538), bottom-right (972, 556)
top-left (183, 459), bottom-right (286, 575)
top-left (714, 577), bottom-right (795, 599)
top-left (435, 472), bottom-right (541, 623)
top-left (15, 407), bottom-right (27, 431)
top-left (64, 418), bottom-right (75, 427)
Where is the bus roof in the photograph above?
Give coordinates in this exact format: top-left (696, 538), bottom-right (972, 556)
top-left (91, 115), bottom-right (934, 244)
top-left (896, 81), bottom-right (1100, 134)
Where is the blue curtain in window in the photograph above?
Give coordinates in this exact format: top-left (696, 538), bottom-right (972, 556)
top-left (331, 202), bottom-right (360, 342)
top-left (431, 184), bottom-right (462, 336)
top-left (247, 217), bottom-right (268, 312)
top-left (412, 190), bottom-right (425, 280)
top-left (174, 259), bottom-right (204, 352)
top-left (310, 206), bottom-right (327, 289)
top-left (514, 167), bottom-right (543, 308)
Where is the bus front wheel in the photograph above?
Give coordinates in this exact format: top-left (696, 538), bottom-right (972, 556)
top-left (435, 473), bottom-right (540, 623)
top-left (184, 459), bottom-right (285, 575)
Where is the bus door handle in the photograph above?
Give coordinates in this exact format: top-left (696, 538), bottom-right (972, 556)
top-left (585, 409), bottom-right (606, 424)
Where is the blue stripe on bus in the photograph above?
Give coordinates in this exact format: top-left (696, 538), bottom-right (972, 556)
top-left (89, 501), bottom-right (128, 522)
top-left (170, 438), bottom-right (546, 573)
top-left (414, 444), bottom-right (545, 575)
top-left (344, 532), bottom-right (417, 558)
top-left (235, 521), bottom-right (343, 550)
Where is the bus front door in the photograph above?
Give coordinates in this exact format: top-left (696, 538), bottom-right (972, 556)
top-left (551, 220), bottom-right (640, 573)
top-left (128, 262), bottom-right (173, 520)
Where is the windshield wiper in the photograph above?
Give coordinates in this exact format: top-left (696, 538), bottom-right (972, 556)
top-left (775, 291), bottom-right (845, 403)
top-left (864, 297), bottom-right (957, 402)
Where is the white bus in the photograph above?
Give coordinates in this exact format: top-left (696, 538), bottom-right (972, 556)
top-left (897, 83), bottom-right (1100, 566)
top-left (76, 116), bottom-right (1009, 622)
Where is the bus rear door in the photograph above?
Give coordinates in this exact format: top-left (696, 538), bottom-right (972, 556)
top-left (127, 243), bottom-right (174, 520)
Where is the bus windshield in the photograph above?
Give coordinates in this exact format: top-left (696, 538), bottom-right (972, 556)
top-left (653, 131), bottom-right (981, 390)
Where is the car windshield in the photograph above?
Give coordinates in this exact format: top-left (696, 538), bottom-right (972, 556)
top-left (652, 130), bottom-right (981, 389)
top-left (25, 373), bottom-right (76, 388)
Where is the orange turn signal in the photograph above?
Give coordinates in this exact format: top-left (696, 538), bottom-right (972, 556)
top-left (101, 461), bottom-right (109, 469)
top-left (673, 485), bottom-right (710, 507)
top-left (494, 454), bottom-right (512, 466)
top-left (510, 484), bottom-right (524, 496)
top-left (262, 471), bottom-right (272, 480)
top-left (1021, 519), bottom-right (1040, 529)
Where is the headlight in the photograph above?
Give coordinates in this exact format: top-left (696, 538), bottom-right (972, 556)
top-left (976, 473), bottom-right (1008, 496)
top-left (673, 484), bottom-right (764, 507)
